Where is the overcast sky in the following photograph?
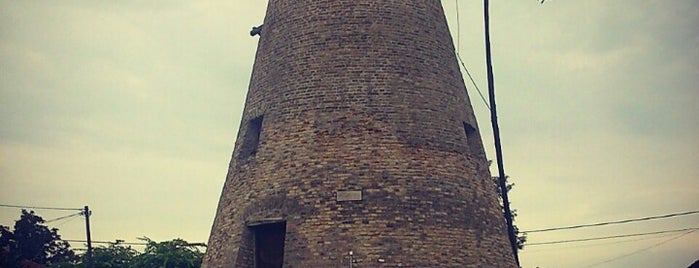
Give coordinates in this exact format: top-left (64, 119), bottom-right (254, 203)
top-left (1, 1), bottom-right (697, 267)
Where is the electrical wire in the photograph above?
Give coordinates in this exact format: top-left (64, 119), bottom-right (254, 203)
top-left (523, 210), bottom-right (699, 233)
top-left (55, 213), bottom-right (82, 228)
top-left (582, 229), bottom-right (697, 268)
top-left (456, 52), bottom-right (491, 110)
top-left (524, 231), bottom-right (685, 253)
top-left (45, 212), bottom-right (83, 223)
top-left (0, 204), bottom-right (83, 211)
top-left (456, 0), bottom-right (460, 52)
top-left (526, 227), bottom-right (699, 246)
top-left (65, 240), bottom-right (149, 246)
top-left (453, 0), bottom-right (491, 111)
top-left (64, 239), bottom-right (206, 247)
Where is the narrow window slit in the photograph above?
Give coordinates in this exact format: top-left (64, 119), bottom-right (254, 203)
top-left (241, 115), bottom-right (263, 159)
top-left (463, 122), bottom-right (484, 156)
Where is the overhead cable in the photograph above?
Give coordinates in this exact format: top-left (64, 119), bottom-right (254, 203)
top-left (453, 0), bottom-right (490, 111)
top-left (65, 239), bottom-right (207, 247)
top-left (526, 227), bottom-right (699, 246)
top-left (45, 212), bottom-right (83, 223)
top-left (456, 52), bottom-right (491, 110)
top-left (65, 240), bottom-right (148, 246)
top-left (582, 229), bottom-right (697, 268)
top-left (456, 0), bottom-right (460, 51)
top-left (524, 231), bottom-right (685, 253)
top-left (523, 210), bottom-right (699, 233)
top-left (0, 204), bottom-right (83, 211)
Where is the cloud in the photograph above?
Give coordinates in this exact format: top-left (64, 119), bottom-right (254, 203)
top-left (0, 0), bottom-right (260, 243)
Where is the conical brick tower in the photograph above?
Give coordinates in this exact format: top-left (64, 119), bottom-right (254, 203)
top-left (204, 1), bottom-right (518, 267)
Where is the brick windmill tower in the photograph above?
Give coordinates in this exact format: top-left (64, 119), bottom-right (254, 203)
top-left (203, 1), bottom-right (518, 267)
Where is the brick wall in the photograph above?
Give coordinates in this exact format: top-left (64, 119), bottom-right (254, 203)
top-left (203, 0), bottom-right (518, 267)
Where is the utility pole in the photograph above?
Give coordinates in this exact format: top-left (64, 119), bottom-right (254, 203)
top-left (483, 0), bottom-right (520, 265)
top-left (83, 205), bottom-right (93, 268)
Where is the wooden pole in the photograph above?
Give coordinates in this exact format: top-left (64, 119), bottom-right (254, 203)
top-left (84, 205), bottom-right (93, 268)
top-left (483, 0), bottom-right (520, 265)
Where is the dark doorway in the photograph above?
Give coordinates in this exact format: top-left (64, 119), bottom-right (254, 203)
top-left (252, 221), bottom-right (286, 268)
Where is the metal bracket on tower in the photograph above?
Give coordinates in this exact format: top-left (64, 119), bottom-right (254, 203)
top-left (250, 24), bottom-right (263, 36)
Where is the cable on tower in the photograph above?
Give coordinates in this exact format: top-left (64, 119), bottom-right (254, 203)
top-left (456, 52), bottom-right (491, 110)
top-left (456, 0), bottom-right (460, 52)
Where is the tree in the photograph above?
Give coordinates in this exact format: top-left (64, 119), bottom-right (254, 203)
top-left (82, 241), bottom-right (138, 268)
top-left (0, 211), bottom-right (206, 268)
top-left (129, 237), bottom-right (204, 268)
top-left (0, 210), bottom-right (77, 267)
top-left (492, 176), bottom-right (527, 250)
top-left (63, 238), bottom-right (204, 268)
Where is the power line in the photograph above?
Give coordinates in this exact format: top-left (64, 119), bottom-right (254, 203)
top-left (453, 0), bottom-right (490, 111)
top-left (0, 204), bottom-right (83, 212)
top-left (523, 210), bottom-right (699, 233)
top-left (456, 52), bottom-right (491, 110)
top-left (45, 212), bottom-right (83, 223)
top-left (524, 231), bottom-right (684, 253)
top-left (582, 229), bottom-right (697, 268)
top-left (456, 0), bottom-right (460, 52)
top-left (65, 240), bottom-right (148, 246)
top-left (65, 239), bottom-right (207, 247)
top-left (55, 214), bottom-right (82, 228)
top-left (526, 227), bottom-right (699, 246)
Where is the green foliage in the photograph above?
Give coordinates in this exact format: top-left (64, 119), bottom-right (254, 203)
top-left (1, 211), bottom-right (205, 268)
top-left (66, 239), bottom-right (203, 268)
top-left (492, 176), bottom-right (527, 250)
top-left (0, 210), bottom-right (77, 267)
top-left (129, 237), bottom-right (204, 268)
top-left (84, 241), bottom-right (138, 268)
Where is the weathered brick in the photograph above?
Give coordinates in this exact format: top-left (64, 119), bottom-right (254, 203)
top-left (203, 1), bottom-right (518, 267)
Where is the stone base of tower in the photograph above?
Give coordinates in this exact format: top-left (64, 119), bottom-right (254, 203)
top-left (203, 144), bottom-right (518, 268)
top-left (204, 224), bottom-right (516, 268)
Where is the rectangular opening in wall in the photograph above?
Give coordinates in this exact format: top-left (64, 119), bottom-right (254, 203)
top-left (463, 122), bottom-right (484, 156)
top-left (241, 115), bottom-right (263, 159)
top-left (251, 221), bottom-right (286, 268)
